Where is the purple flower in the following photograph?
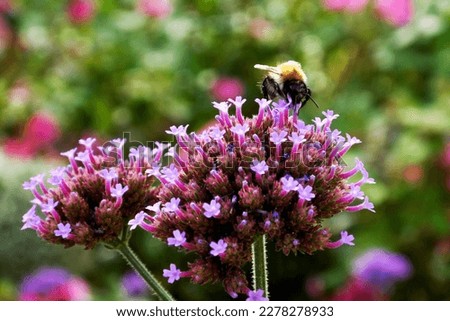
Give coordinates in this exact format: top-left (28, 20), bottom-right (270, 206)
top-left (247, 289), bottom-right (269, 301)
top-left (128, 211), bottom-right (148, 230)
top-left (161, 164), bottom-right (180, 184)
top-left (146, 201), bottom-right (162, 215)
top-left (22, 138), bottom-right (160, 249)
top-left (167, 230), bottom-right (186, 247)
top-left (165, 125), bottom-right (189, 137)
top-left (327, 231), bottom-right (355, 249)
top-left (78, 137), bottom-right (96, 149)
top-left (352, 249), bottom-right (413, 290)
top-left (270, 130), bottom-right (288, 145)
top-left (346, 196), bottom-right (375, 213)
top-left (40, 199), bottom-right (59, 213)
top-left (212, 101), bottom-right (231, 114)
top-left (251, 160), bottom-right (269, 175)
top-left (54, 223), bottom-right (71, 239)
top-left (297, 185), bottom-right (315, 201)
top-left (163, 264), bottom-right (181, 284)
top-left (47, 167), bottom-right (66, 186)
top-left (163, 198), bottom-right (181, 213)
top-left (21, 205), bottom-right (41, 230)
top-left (230, 123), bottom-right (250, 136)
top-left (281, 176), bottom-right (299, 192)
top-left (209, 126), bottom-right (226, 140)
top-left (149, 96), bottom-right (375, 298)
top-left (121, 270), bottom-right (148, 297)
top-left (110, 183), bottom-right (129, 198)
top-left (202, 199), bottom-right (221, 218)
top-left (210, 239), bottom-right (227, 256)
top-left (288, 131), bottom-right (306, 144)
top-left (19, 267), bottom-right (91, 301)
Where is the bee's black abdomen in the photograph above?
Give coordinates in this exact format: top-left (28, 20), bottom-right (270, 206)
top-left (282, 79), bottom-right (310, 107)
top-left (261, 76), bottom-right (282, 100)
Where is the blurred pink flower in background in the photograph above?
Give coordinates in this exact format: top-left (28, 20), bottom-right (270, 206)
top-left (0, 15), bottom-right (11, 50)
top-left (0, 0), bottom-right (12, 13)
top-left (248, 18), bottom-right (273, 40)
top-left (402, 164), bottom-right (424, 184)
top-left (67, 0), bottom-right (96, 24)
top-left (322, 0), bottom-right (369, 13)
top-left (331, 277), bottom-right (386, 300)
top-left (137, 0), bottom-right (173, 19)
top-left (19, 267), bottom-right (91, 301)
top-left (3, 138), bottom-right (35, 159)
top-left (24, 113), bottom-right (61, 149)
top-left (211, 77), bottom-right (244, 101)
top-left (374, 0), bottom-right (414, 27)
top-left (305, 276), bottom-right (326, 299)
top-left (2, 112), bottom-right (61, 159)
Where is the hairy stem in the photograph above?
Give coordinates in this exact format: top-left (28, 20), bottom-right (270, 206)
top-left (116, 241), bottom-right (175, 301)
top-left (252, 234), bottom-right (269, 298)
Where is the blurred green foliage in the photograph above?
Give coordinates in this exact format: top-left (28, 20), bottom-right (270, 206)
top-left (0, 0), bottom-right (448, 300)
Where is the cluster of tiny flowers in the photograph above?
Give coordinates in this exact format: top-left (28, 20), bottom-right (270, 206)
top-left (131, 96), bottom-right (375, 298)
top-left (22, 138), bottom-right (159, 249)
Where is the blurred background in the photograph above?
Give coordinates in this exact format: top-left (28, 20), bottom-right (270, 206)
top-left (0, 0), bottom-right (448, 300)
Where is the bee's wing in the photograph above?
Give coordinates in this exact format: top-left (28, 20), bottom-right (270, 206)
top-left (254, 64), bottom-right (280, 74)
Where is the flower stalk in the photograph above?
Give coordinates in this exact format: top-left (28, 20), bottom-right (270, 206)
top-left (252, 234), bottom-right (269, 299)
top-left (116, 240), bottom-right (175, 301)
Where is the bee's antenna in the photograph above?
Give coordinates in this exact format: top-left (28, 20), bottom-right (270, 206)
top-left (307, 94), bottom-right (320, 109)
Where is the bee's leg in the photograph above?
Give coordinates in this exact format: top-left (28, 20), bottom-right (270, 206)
top-left (262, 76), bottom-right (281, 100)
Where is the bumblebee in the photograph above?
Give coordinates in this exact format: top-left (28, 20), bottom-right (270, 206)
top-left (254, 60), bottom-right (319, 109)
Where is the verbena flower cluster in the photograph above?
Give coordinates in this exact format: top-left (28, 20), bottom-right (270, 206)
top-left (21, 138), bottom-right (159, 249)
top-left (131, 97), bottom-right (375, 298)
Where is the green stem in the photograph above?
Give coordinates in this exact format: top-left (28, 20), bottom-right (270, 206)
top-left (252, 234), bottom-right (269, 298)
top-left (116, 242), bottom-right (175, 301)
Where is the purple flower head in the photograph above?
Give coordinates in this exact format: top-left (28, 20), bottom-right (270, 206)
top-left (22, 138), bottom-right (159, 249)
top-left (167, 229), bottom-right (186, 247)
top-left (121, 270), bottom-right (148, 297)
top-left (246, 289), bottom-right (269, 301)
top-left (251, 160), bottom-right (269, 175)
top-left (210, 239), bottom-right (227, 256)
top-left (150, 97), bottom-right (375, 298)
top-left (19, 267), bottom-right (91, 301)
top-left (163, 264), bottom-right (181, 284)
top-left (202, 199), bottom-right (221, 218)
top-left (352, 249), bottom-right (413, 290)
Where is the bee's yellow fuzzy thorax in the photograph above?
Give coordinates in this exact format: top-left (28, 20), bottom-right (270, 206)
top-left (277, 60), bottom-right (307, 83)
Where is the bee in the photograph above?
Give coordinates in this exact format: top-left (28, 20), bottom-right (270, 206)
top-left (254, 60), bottom-right (319, 109)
